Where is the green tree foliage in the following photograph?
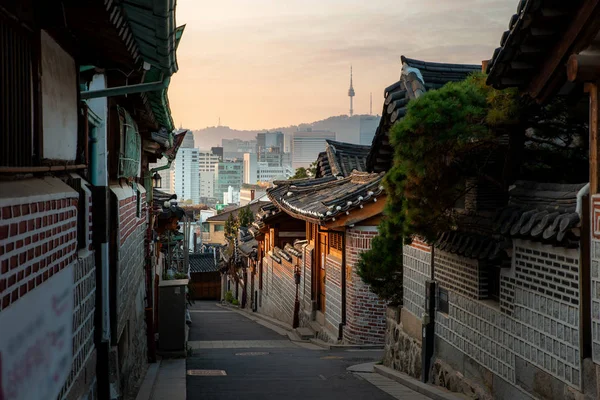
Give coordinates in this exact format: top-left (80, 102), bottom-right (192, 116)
top-left (291, 161), bottom-right (317, 180)
top-left (224, 213), bottom-right (236, 237)
top-left (237, 206), bottom-right (254, 228)
top-left (291, 167), bottom-right (309, 179)
top-left (357, 73), bottom-right (588, 303)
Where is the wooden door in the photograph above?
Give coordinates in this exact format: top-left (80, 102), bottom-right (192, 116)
top-left (317, 232), bottom-right (328, 312)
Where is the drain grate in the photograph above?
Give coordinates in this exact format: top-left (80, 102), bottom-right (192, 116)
top-left (187, 369), bottom-right (227, 376)
top-left (235, 352), bottom-right (269, 356)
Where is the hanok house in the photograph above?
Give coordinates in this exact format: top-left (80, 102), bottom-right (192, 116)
top-left (384, 1), bottom-right (600, 399)
top-left (0, 2), bottom-right (185, 399)
top-left (202, 201), bottom-right (269, 246)
top-left (255, 58), bottom-right (479, 345)
top-left (189, 253), bottom-right (220, 300)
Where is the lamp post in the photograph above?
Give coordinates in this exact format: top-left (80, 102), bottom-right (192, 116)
top-left (293, 265), bottom-right (301, 328)
top-left (152, 172), bottom-right (162, 188)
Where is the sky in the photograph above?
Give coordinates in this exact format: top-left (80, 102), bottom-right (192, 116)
top-left (168, 0), bottom-right (518, 131)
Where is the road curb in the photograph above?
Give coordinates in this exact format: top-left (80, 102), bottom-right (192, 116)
top-left (135, 361), bottom-right (161, 400)
top-left (309, 337), bottom-right (385, 350)
top-left (373, 364), bottom-right (465, 400)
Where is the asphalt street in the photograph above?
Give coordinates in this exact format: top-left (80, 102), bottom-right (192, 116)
top-left (186, 301), bottom-right (395, 400)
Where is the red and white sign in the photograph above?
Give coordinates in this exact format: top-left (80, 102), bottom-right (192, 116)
top-left (0, 265), bottom-right (73, 400)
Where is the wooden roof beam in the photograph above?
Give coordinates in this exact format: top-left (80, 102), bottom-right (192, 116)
top-left (528, 0), bottom-right (600, 99)
top-left (567, 51), bottom-right (600, 82)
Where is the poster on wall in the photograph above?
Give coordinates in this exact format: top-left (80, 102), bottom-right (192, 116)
top-left (0, 264), bottom-right (74, 400)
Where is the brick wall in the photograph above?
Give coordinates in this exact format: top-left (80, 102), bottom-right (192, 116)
top-left (435, 250), bottom-right (487, 299)
top-left (0, 177), bottom-right (97, 399)
top-left (110, 185), bottom-right (148, 397)
top-left (435, 241), bottom-right (583, 394)
top-left (344, 228), bottom-right (387, 344)
top-left (324, 254), bottom-right (342, 334)
top-left (0, 178), bottom-right (78, 311)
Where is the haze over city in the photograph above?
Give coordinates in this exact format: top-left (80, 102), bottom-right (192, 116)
top-left (169, 0), bottom-right (517, 130)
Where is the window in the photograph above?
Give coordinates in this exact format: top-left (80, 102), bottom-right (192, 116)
top-left (330, 232), bottom-right (343, 251)
top-left (1, 13), bottom-right (37, 167)
top-left (214, 225), bottom-right (224, 232)
top-left (437, 287), bottom-right (449, 314)
top-left (117, 107), bottom-right (141, 178)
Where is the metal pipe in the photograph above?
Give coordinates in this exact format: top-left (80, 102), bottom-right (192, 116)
top-left (80, 78), bottom-right (170, 100)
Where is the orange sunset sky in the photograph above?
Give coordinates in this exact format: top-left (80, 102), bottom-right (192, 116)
top-left (168, 0), bottom-right (517, 131)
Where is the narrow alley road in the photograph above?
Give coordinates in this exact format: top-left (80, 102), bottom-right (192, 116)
top-left (185, 302), bottom-right (418, 400)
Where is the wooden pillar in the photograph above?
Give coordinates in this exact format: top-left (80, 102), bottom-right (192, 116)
top-left (587, 83), bottom-right (599, 193)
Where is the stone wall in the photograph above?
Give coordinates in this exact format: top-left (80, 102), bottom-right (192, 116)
top-left (383, 307), bottom-right (422, 379)
top-left (434, 240), bottom-right (585, 399)
top-left (344, 228), bottom-right (387, 344)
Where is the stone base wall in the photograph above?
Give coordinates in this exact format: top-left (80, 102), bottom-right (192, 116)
top-left (383, 307), bottom-right (422, 379)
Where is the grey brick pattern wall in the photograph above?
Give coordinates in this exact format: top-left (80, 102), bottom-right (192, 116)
top-left (593, 237), bottom-right (600, 363)
top-left (259, 252), bottom-right (303, 326)
top-left (325, 254), bottom-right (342, 330)
top-left (58, 251), bottom-right (97, 400)
top-left (435, 251), bottom-right (488, 299)
top-left (403, 243), bottom-right (431, 318)
top-left (117, 223), bottom-right (146, 338)
top-left (302, 245), bottom-right (313, 310)
top-left (435, 241), bottom-right (582, 390)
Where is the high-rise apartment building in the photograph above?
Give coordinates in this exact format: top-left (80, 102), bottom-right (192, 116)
top-left (243, 153), bottom-right (258, 184)
top-left (198, 152), bottom-right (221, 172)
top-left (173, 147), bottom-right (200, 204)
top-left (214, 161), bottom-right (243, 202)
top-left (291, 129), bottom-right (336, 169)
top-left (256, 131), bottom-right (284, 153)
top-left (199, 170), bottom-right (214, 199)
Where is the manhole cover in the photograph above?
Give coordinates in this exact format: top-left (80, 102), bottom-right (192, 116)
top-left (235, 352), bottom-right (269, 356)
top-left (187, 369), bottom-right (227, 376)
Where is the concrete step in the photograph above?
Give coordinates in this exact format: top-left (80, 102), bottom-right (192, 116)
top-left (295, 327), bottom-right (315, 340)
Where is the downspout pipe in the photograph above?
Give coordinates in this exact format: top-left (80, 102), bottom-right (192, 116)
top-left (87, 73), bottom-right (112, 400)
top-left (338, 230), bottom-right (347, 341)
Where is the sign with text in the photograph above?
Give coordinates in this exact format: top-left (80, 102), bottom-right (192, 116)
top-left (0, 265), bottom-right (74, 400)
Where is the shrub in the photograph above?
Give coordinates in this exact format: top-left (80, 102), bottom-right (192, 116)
top-left (232, 299), bottom-right (239, 306)
top-left (225, 291), bottom-right (234, 303)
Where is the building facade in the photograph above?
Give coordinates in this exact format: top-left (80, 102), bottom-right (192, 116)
top-left (214, 161), bottom-right (243, 203)
top-left (173, 147), bottom-right (200, 204)
top-left (291, 129), bottom-right (336, 169)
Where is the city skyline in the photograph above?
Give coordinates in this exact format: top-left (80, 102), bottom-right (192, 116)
top-left (169, 0), bottom-right (516, 130)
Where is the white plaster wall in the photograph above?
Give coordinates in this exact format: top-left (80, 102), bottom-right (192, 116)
top-left (41, 30), bottom-right (77, 161)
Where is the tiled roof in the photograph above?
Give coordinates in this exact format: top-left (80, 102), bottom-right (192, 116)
top-left (189, 253), bottom-right (218, 273)
top-left (367, 56), bottom-right (480, 173)
top-left (486, 0), bottom-right (600, 94)
top-left (315, 140), bottom-right (370, 178)
top-left (493, 181), bottom-right (587, 246)
top-left (267, 171), bottom-right (384, 223)
top-left (436, 231), bottom-right (507, 261)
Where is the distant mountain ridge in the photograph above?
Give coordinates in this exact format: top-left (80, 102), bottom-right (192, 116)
top-left (192, 114), bottom-right (380, 149)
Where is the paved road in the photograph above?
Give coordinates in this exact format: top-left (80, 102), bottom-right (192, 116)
top-left (186, 301), bottom-right (397, 400)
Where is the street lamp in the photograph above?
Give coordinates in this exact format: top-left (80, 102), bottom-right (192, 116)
top-left (152, 172), bottom-right (162, 188)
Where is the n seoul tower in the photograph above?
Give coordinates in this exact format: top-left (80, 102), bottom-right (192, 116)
top-left (348, 66), bottom-right (355, 117)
